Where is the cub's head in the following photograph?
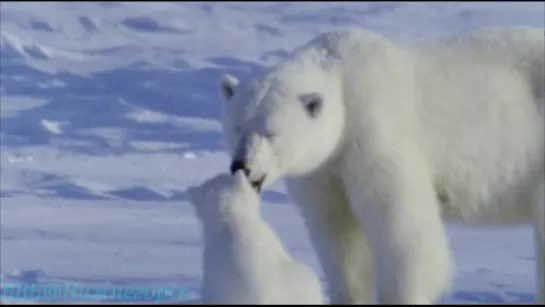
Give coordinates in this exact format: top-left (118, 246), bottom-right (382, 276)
top-left (218, 61), bottom-right (345, 192)
top-left (187, 171), bottom-right (260, 225)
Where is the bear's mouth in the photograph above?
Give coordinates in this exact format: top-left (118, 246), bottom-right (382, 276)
top-left (250, 176), bottom-right (265, 193)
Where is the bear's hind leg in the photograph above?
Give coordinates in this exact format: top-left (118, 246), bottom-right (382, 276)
top-left (533, 181), bottom-right (544, 304)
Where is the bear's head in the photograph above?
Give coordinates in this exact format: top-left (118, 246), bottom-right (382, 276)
top-left (218, 57), bottom-right (345, 192)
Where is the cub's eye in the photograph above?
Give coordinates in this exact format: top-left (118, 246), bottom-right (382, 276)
top-left (235, 126), bottom-right (242, 134)
top-left (263, 132), bottom-right (277, 140)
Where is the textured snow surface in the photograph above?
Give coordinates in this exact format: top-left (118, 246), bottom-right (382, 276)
top-left (1, 2), bottom-right (543, 304)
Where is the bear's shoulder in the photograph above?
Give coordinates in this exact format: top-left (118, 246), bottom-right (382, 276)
top-left (298, 27), bottom-right (394, 56)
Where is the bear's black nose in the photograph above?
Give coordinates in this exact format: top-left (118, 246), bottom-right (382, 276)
top-left (230, 160), bottom-right (250, 177)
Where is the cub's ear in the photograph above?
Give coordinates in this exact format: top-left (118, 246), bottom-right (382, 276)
top-left (299, 92), bottom-right (323, 118)
top-left (219, 74), bottom-right (239, 102)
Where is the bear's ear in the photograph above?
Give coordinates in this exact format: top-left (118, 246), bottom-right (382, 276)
top-left (219, 74), bottom-right (239, 103)
top-left (299, 92), bottom-right (323, 118)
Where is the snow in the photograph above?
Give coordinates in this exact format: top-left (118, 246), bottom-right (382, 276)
top-left (0, 2), bottom-right (543, 304)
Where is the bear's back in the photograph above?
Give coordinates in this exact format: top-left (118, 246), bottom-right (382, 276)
top-left (414, 26), bottom-right (544, 101)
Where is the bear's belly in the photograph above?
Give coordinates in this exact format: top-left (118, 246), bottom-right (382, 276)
top-left (434, 171), bottom-right (537, 226)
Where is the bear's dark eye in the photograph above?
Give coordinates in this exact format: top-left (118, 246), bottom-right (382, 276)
top-left (235, 125), bottom-right (242, 134)
top-left (299, 92), bottom-right (323, 118)
top-left (307, 100), bottom-right (320, 114)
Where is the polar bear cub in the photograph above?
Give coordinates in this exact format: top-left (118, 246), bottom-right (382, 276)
top-left (187, 171), bottom-right (325, 305)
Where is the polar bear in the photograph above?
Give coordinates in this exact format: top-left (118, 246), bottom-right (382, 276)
top-left (186, 171), bottom-right (325, 305)
top-left (217, 26), bottom-right (545, 304)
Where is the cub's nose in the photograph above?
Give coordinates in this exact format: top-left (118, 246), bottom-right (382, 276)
top-left (230, 160), bottom-right (250, 177)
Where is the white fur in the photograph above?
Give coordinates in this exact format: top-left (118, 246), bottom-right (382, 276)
top-left (187, 171), bottom-right (325, 305)
top-left (219, 26), bottom-right (545, 304)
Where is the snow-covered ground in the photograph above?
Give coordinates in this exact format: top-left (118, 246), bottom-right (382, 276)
top-left (1, 2), bottom-right (543, 304)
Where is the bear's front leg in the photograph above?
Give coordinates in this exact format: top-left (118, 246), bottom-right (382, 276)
top-left (286, 173), bottom-right (374, 304)
top-left (341, 145), bottom-right (453, 304)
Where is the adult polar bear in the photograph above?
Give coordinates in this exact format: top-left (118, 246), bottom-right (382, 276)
top-left (217, 26), bottom-right (545, 304)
